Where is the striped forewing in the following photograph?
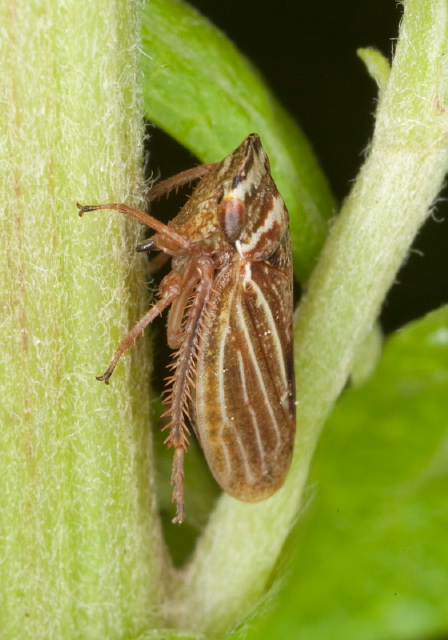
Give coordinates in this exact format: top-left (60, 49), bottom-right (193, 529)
top-left (195, 232), bottom-right (295, 501)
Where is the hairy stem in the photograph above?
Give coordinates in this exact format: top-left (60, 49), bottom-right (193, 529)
top-left (0, 1), bottom-right (165, 638)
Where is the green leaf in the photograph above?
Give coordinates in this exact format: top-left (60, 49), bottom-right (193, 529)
top-left (141, 0), bottom-right (335, 280)
top-left (230, 305), bottom-right (448, 639)
top-left (357, 47), bottom-right (391, 93)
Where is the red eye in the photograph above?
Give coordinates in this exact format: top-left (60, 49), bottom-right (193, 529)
top-left (218, 197), bottom-right (245, 242)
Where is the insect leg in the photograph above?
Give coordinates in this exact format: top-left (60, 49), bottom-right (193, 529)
top-left (77, 202), bottom-right (190, 251)
top-left (163, 257), bottom-right (216, 523)
top-left (171, 449), bottom-right (186, 524)
top-left (144, 162), bottom-right (218, 201)
top-left (96, 270), bottom-right (182, 384)
top-left (166, 262), bottom-right (213, 350)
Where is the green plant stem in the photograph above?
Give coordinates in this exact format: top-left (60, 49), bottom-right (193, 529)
top-left (171, 0), bottom-right (448, 635)
top-left (0, 1), bottom-right (165, 638)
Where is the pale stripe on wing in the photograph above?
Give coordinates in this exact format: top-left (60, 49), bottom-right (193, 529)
top-left (236, 298), bottom-right (282, 445)
top-left (243, 275), bottom-right (289, 392)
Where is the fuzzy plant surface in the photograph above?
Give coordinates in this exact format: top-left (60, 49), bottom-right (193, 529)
top-left (1, 0), bottom-right (448, 639)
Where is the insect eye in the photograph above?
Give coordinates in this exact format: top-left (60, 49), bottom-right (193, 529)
top-left (218, 196), bottom-right (246, 243)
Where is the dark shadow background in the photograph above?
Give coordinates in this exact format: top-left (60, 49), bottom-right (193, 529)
top-left (148, 0), bottom-right (448, 334)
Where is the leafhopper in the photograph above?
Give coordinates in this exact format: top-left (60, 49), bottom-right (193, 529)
top-left (78, 134), bottom-right (295, 523)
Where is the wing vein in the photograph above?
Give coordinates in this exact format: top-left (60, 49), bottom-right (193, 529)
top-left (236, 349), bottom-right (266, 471)
top-left (245, 276), bottom-right (288, 391)
top-left (236, 298), bottom-right (282, 444)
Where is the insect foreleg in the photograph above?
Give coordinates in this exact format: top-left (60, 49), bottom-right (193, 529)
top-left (77, 202), bottom-right (189, 251)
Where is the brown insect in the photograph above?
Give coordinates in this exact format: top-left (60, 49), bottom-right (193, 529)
top-left (78, 133), bottom-right (295, 523)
